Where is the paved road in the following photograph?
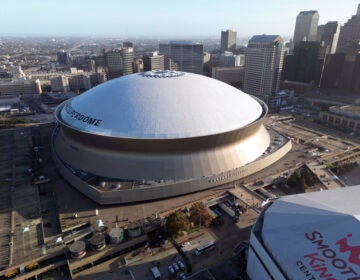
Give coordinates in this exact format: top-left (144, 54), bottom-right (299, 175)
top-left (228, 187), bottom-right (263, 213)
top-left (306, 161), bottom-right (346, 189)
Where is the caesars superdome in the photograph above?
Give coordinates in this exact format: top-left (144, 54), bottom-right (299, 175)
top-left (52, 71), bottom-right (291, 204)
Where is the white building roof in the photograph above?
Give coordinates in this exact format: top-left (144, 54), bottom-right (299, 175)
top-left (59, 71), bottom-right (263, 139)
top-left (262, 186), bottom-right (360, 279)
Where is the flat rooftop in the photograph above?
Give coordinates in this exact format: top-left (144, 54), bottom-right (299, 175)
top-left (341, 105), bottom-right (360, 112)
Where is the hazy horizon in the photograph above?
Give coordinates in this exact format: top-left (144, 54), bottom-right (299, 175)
top-left (0, 0), bottom-right (358, 38)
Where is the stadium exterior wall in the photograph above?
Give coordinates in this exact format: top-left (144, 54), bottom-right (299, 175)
top-left (51, 137), bottom-right (292, 204)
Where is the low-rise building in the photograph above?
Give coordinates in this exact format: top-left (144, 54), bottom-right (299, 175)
top-left (90, 72), bottom-right (106, 87)
top-left (51, 72), bottom-right (106, 93)
top-left (319, 104), bottom-right (360, 132)
top-left (68, 74), bottom-right (91, 93)
top-left (0, 95), bottom-right (20, 113)
top-left (0, 69), bottom-right (12, 79)
top-left (0, 78), bottom-right (42, 96)
top-left (268, 90), bottom-right (294, 110)
top-left (51, 76), bottom-right (70, 92)
top-left (280, 80), bottom-right (310, 94)
top-left (219, 52), bottom-right (244, 67)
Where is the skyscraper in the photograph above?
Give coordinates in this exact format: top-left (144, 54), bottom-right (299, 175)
top-left (293, 11), bottom-right (319, 46)
top-left (244, 35), bottom-right (284, 102)
top-left (159, 41), bottom-right (204, 74)
top-left (337, 54), bottom-right (360, 91)
top-left (221, 29), bottom-right (237, 52)
top-left (316, 25), bottom-right (325, 41)
top-left (104, 49), bottom-right (123, 80)
top-left (123, 41), bottom-right (133, 49)
top-left (132, 58), bottom-right (144, 73)
top-left (337, 4), bottom-right (360, 54)
top-left (104, 48), bottom-right (134, 80)
top-left (319, 21), bottom-right (342, 54)
top-left (282, 41), bottom-right (326, 85)
top-left (121, 48), bottom-right (134, 76)
top-left (93, 55), bottom-right (106, 71)
top-left (57, 50), bottom-right (70, 65)
top-left (320, 53), bottom-right (346, 89)
top-left (143, 52), bottom-right (165, 71)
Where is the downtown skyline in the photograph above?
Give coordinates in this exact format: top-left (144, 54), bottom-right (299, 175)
top-left (0, 0), bottom-right (359, 38)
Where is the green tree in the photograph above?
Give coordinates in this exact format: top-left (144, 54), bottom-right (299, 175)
top-left (165, 210), bottom-right (190, 238)
top-left (299, 177), bottom-right (307, 191)
top-left (189, 202), bottom-right (213, 228)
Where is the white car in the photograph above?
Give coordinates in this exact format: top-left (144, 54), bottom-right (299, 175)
top-left (182, 241), bottom-right (190, 247)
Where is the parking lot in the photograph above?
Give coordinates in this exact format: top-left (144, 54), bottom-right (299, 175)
top-left (0, 125), bottom-right (65, 275)
top-left (72, 204), bottom-right (257, 280)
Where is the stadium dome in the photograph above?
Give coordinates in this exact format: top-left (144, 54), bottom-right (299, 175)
top-left (52, 71), bottom-right (290, 204)
top-left (59, 71), bottom-right (263, 139)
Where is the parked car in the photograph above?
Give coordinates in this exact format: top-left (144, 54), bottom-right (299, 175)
top-left (182, 242), bottom-right (190, 247)
top-left (178, 260), bottom-right (185, 270)
top-left (173, 262), bottom-right (180, 272)
top-left (168, 265), bottom-right (175, 274)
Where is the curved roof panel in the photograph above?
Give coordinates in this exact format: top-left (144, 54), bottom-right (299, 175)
top-left (58, 71), bottom-right (263, 139)
top-left (261, 186), bottom-right (360, 279)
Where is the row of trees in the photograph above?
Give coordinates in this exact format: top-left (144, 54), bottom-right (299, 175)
top-left (0, 117), bottom-right (26, 129)
top-left (326, 161), bottom-right (358, 175)
top-left (165, 202), bottom-right (212, 238)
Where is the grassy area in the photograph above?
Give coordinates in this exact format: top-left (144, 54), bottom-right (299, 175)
top-left (0, 117), bottom-right (27, 129)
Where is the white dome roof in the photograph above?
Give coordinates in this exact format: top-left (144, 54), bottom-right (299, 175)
top-left (59, 71), bottom-right (263, 139)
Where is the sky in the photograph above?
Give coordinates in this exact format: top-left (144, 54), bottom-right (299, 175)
top-left (0, 0), bottom-right (358, 38)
